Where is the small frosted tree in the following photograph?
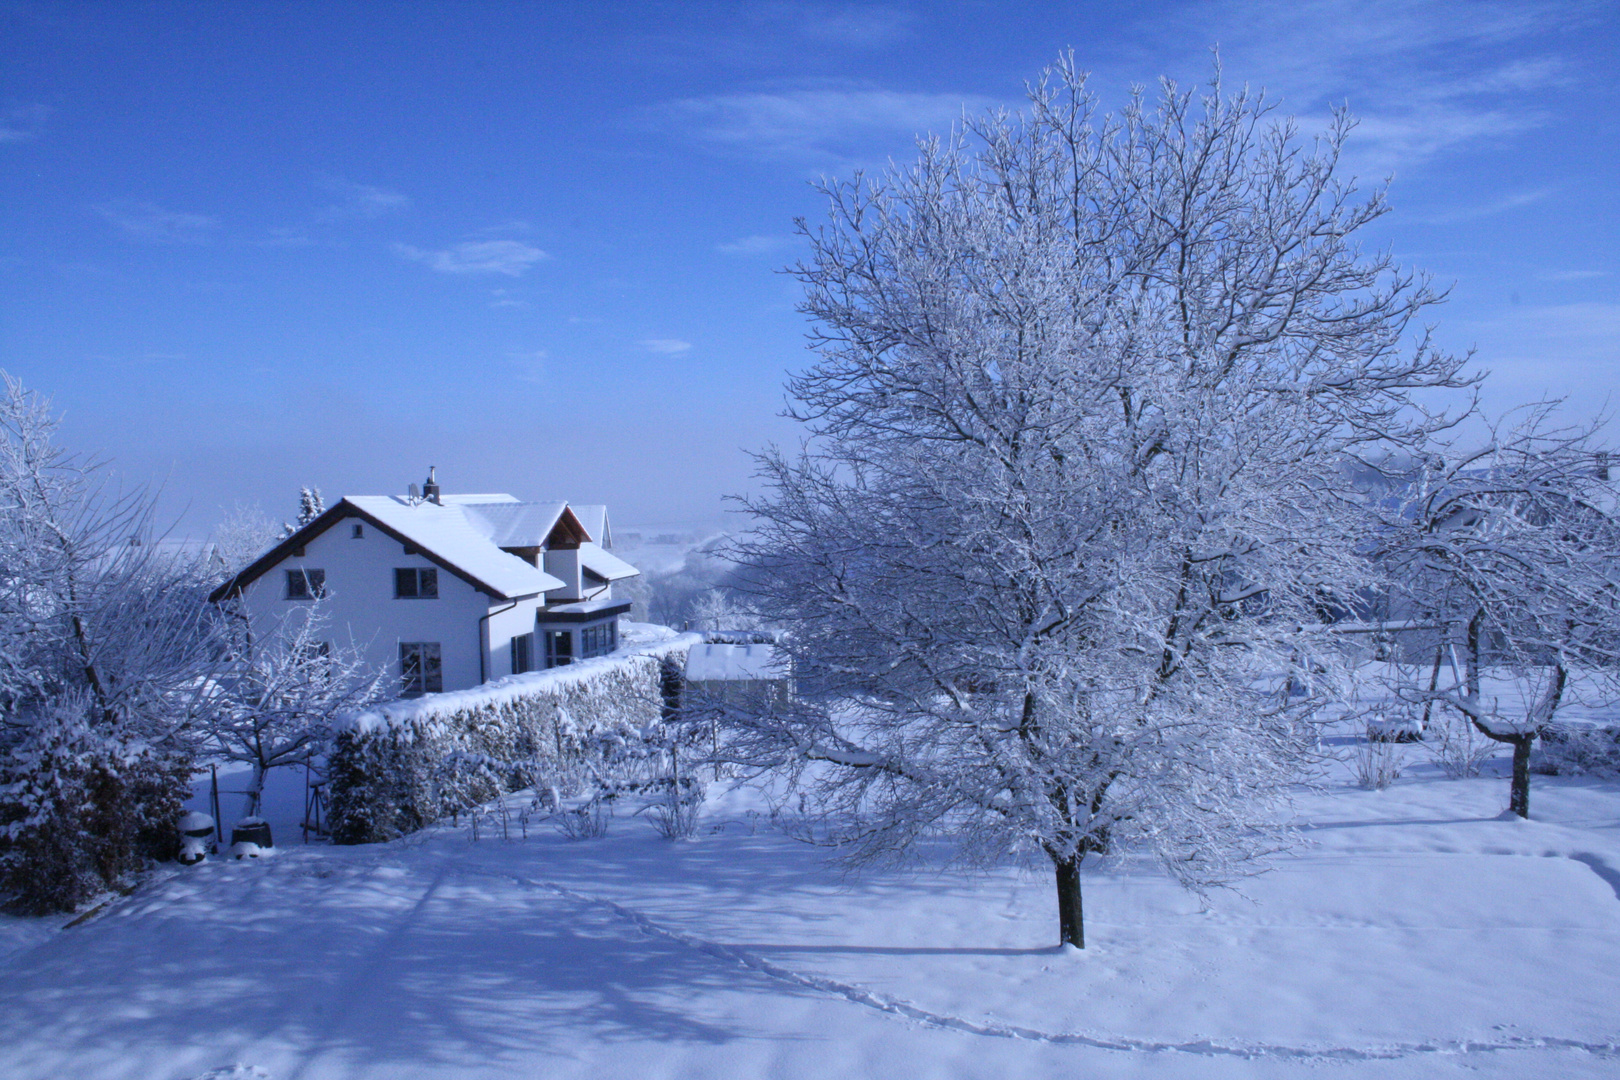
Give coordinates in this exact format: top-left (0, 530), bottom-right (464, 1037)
top-left (1377, 407), bottom-right (1620, 817)
top-left (210, 503), bottom-right (281, 578)
top-left (733, 59), bottom-right (1472, 948)
top-left (283, 485), bottom-right (325, 537)
top-left (212, 602), bottom-right (386, 819)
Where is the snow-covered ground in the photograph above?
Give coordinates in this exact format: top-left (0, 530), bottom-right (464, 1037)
top-left (1, 743), bottom-right (1617, 1080)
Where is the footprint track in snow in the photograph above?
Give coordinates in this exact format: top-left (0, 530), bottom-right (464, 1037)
top-left (458, 863), bottom-right (1620, 1064)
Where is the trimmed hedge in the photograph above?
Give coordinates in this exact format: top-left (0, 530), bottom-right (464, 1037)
top-left (327, 636), bottom-right (697, 844)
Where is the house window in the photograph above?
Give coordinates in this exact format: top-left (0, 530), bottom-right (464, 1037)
top-left (579, 622), bottom-right (616, 659)
top-left (285, 568), bottom-right (326, 600)
top-left (394, 567), bottom-right (439, 598)
top-left (399, 642), bottom-right (442, 696)
top-left (351, 524), bottom-right (364, 539)
top-left (543, 630), bottom-right (572, 668)
top-left (511, 632), bottom-right (535, 675)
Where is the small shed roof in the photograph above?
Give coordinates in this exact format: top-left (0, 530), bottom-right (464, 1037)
top-left (684, 643), bottom-right (789, 682)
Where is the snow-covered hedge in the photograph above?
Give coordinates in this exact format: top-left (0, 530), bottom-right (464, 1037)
top-left (1532, 721), bottom-right (1620, 778)
top-left (326, 631), bottom-right (699, 844)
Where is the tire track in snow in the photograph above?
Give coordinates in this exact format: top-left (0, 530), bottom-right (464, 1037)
top-left (459, 864), bottom-right (1620, 1064)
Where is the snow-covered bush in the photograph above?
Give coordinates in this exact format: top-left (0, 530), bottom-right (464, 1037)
top-left (1430, 714), bottom-right (1498, 779)
top-left (1532, 723), bottom-right (1620, 777)
top-left (641, 776), bottom-right (705, 840)
top-left (0, 694), bottom-right (190, 913)
top-left (1354, 738), bottom-right (1404, 790)
top-left (326, 637), bottom-right (696, 844)
top-left (555, 798), bottom-right (613, 840)
top-left (1366, 711), bottom-right (1425, 743)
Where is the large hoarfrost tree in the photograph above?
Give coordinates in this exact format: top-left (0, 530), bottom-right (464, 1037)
top-left (0, 374), bottom-right (219, 912)
top-left (733, 59), bottom-right (1473, 948)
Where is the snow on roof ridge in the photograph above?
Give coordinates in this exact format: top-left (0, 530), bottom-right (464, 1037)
top-left (438, 493), bottom-right (521, 505)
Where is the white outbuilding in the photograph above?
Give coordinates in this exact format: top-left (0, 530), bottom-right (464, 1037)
top-left (210, 471), bottom-right (640, 696)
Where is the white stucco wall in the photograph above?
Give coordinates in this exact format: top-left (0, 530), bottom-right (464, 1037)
top-left (485, 596), bottom-right (545, 677)
top-left (542, 547), bottom-right (582, 601)
top-left (238, 515), bottom-right (531, 693)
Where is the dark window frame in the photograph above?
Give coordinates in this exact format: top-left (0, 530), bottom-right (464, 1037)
top-left (543, 629), bottom-right (572, 668)
top-left (285, 568), bottom-right (326, 600)
top-left (394, 567), bottom-right (439, 599)
top-left (511, 632), bottom-right (535, 675)
top-left (399, 641), bottom-right (443, 696)
top-left (578, 622), bottom-right (616, 660)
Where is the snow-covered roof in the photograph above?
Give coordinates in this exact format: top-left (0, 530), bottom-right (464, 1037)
top-left (344, 496), bottom-right (565, 599)
top-left (684, 643), bottom-right (789, 682)
top-left (572, 504), bottom-right (610, 547)
top-left (580, 541), bottom-right (639, 582)
top-left (438, 493), bottom-right (521, 505)
top-left (211, 490), bottom-right (638, 604)
top-left (458, 501), bottom-right (573, 547)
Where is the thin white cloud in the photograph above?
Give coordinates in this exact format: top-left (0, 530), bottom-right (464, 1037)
top-left (490, 288), bottom-right (531, 309)
top-left (318, 176), bottom-right (411, 219)
top-left (0, 104), bottom-right (47, 144)
top-left (508, 349), bottom-right (549, 385)
top-left (1153, 0), bottom-right (1586, 175)
top-left (1537, 269), bottom-right (1608, 282)
top-left (93, 200), bottom-right (218, 244)
top-left (258, 227), bottom-right (316, 248)
top-left (717, 234), bottom-right (798, 256)
top-left (657, 86), bottom-right (998, 165)
top-left (792, 4), bottom-right (913, 47)
top-left (394, 240), bottom-right (549, 276)
top-left (471, 220), bottom-right (533, 237)
top-left (1412, 186), bottom-right (1557, 225)
top-left (640, 339), bottom-right (693, 356)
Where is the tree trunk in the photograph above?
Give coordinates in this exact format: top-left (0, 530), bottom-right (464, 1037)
top-left (243, 764), bottom-right (266, 820)
top-left (1420, 643), bottom-right (1444, 729)
top-left (1053, 853), bottom-right (1084, 949)
top-left (1509, 735), bottom-right (1533, 819)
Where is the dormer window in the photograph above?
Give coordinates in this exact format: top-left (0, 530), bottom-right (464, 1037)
top-left (395, 567), bottom-right (439, 598)
top-left (286, 568), bottom-right (326, 600)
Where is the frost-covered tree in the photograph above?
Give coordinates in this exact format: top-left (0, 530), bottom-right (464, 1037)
top-left (211, 602), bottom-right (386, 819)
top-left (0, 374), bottom-right (218, 912)
top-left (1377, 407), bottom-right (1620, 817)
top-left (209, 503), bottom-right (281, 578)
top-left (732, 59), bottom-right (1472, 947)
top-left (282, 485), bottom-right (325, 537)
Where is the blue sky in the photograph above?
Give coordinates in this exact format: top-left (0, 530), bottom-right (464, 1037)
top-left (2, 0), bottom-right (1616, 535)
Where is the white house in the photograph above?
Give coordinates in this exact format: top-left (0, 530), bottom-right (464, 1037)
top-left (210, 471), bottom-right (640, 696)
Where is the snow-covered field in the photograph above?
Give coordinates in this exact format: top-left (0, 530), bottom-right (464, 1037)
top-left (2, 745), bottom-right (1618, 1080)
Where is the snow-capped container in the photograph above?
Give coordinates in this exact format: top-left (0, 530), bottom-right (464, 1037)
top-left (177, 811), bottom-right (216, 865)
top-left (229, 841), bottom-right (264, 859)
top-left (231, 818), bottom-right (273, 850)
top-left (180, 811), bottom-right (216, 838)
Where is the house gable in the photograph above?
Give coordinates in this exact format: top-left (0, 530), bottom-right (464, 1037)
top-left (210, 500), bottom-right (553, 603)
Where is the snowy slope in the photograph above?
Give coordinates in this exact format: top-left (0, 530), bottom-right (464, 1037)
top-left (0, 747), bottom-right (1617, 1080)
